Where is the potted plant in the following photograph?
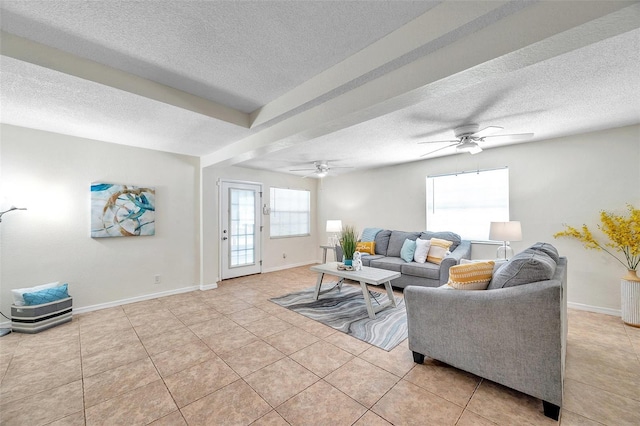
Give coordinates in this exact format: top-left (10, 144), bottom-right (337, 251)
top-left (340, 225), bottom-right (359, 266)
top-left (554, 204), bottom-right (640, 326)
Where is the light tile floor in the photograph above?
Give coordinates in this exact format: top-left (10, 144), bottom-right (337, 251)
top-left (1, 266), bottom-right (639, 425)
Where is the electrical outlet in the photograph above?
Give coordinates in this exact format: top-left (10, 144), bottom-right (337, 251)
top-left (154, 275), bottom-right (161, 284)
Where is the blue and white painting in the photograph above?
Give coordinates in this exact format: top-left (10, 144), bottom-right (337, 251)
top-left (91, 183), bottom-right (155, 237)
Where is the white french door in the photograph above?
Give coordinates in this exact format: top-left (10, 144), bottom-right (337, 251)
top-left (220, 180), bottom-right (262, 279)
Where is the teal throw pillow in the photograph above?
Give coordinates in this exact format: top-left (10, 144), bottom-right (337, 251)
top-left (400, 239), bottom-right (417, 263)
top-left (23, 283), bottom-right (69, 305)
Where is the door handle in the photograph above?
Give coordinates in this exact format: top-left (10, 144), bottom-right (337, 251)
top-left (222, 236), bottom-right (228, 240)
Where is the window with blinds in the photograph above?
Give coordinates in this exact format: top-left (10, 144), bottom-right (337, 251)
top-left (426, 167), bottom-right (510, 240)
top-left (269, 187), bottom-right (311, 238)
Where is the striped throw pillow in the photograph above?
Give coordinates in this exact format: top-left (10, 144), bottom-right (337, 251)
top-left (426, 238), bottom-right (453, 264)
top-left (447, 261), bottom-right (495, 290)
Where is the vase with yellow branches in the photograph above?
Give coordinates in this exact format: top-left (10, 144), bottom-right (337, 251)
top-left (554, 204), bottom-right (640, 326)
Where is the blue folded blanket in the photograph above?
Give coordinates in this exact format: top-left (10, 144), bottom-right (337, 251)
top-left (361, 227), bottom-right (383, 242)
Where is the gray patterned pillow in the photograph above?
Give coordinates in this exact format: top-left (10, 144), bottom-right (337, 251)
top-left (488, 248), bottom-right (557, 289)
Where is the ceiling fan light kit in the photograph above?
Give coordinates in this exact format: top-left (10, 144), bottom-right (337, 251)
top-left (455, 139), bottom-right (483, 154)
top-left (289, 160), bottom-right (352, 178)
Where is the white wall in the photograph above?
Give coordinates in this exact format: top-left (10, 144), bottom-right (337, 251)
top-left (318, 125), bottom-right (640, 313)
top-left (202, 165), bottom-right (319, 285)
top-left (2, 123), bottom-right (637, 318)
top-left (0, 125), bottom-right (200, 317)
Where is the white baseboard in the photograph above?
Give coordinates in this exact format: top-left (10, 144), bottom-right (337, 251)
top-left (0, 285), bottom-right (216, 329)
top-left (262, 260), bottom-right (317, 274)
top-left (567, 301), bottom-right (621, 317)
top-left (199, 283), bottom-right (218, 291)
top-left (72, 285), bottom-right (201, 315)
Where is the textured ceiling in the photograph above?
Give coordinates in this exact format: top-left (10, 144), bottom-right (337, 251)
top-left (1, 1), bottom-right (639, 176)
top-left (1, 0), bottom-right (438, 112)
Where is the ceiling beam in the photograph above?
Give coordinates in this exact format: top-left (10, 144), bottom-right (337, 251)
top-left (202, 0), bottom-right (638, 169)
top-left (0, 30), bottom-right (250, 129)
top-left (249, 0), bottom-right (515, 130)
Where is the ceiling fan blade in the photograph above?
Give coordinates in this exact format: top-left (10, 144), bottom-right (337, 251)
top-left (328, 166), bottom-right (354, 169)
top-left (420, 142), bottom-right (459, 157)
top-left (417, 139), bottom-right (459, 145)
top-left (472, 126), bottom-right (503, 138)
top-left (289, 168), bottom-right (317, 172)
top-left (483, 133), bottom-right (534, 143)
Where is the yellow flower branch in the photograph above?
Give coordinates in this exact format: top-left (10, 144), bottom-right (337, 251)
top-left (554, 204), bottom-right (640, 271)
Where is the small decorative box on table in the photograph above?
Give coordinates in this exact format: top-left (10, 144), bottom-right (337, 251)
top-left (11, 296), bottom-right (73, 333)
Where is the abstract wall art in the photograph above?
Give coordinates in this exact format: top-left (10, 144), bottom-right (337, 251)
top-left (91, 183), bottom-right (155, 237)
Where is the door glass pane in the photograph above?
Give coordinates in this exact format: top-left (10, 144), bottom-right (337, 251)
top-left (229, 188), bottom-right (255, 267)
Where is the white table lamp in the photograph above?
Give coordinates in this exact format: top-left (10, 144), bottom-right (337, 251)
top-left (489, 221), bottom-right (522, 260)
top-left (326, 220), bottom-right (342, 246)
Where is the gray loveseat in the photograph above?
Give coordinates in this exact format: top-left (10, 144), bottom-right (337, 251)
top-left (405, 243), bottom-right (567, 420)
top-left (336, 230), bottom-right (471, 288)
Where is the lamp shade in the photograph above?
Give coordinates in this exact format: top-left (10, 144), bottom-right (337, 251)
top-left (326, 220), bottom-right (343, 233)
top-left (489, 221), bottom-right (522, 242)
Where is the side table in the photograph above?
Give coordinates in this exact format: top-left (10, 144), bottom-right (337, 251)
top-left (320, 245), bottom-right (337, 263)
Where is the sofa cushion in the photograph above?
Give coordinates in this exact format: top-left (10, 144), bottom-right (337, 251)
top-left (488, 248), bottom-right (557, 289)
top-left (420, 231), bottom-right (461, 251)
top-left (414, 238), bottom-right (431, 263)
top-left (387, 231), bottom-right (421, 257)
top-left (426, 238), bottom-right (453, 265)
top-left (447, 261), bottom-right (495, 290)
top-left (528, 242), bottom-right (560, 264)
top-left (370, 257), bottom-right (406, 273)
top-left (361, 254), bottom-right (385, 267)
top-left (374, 230), bottom-right (392, 256)
top-left (401, 261), bottom-right (441, 280)
top-left (400, 239), bottom-right (417, 262)
top-left (356, 241), bottom-right (376, 255)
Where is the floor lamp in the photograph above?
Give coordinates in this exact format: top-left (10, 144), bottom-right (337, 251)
top-left (489, 221), bottom-right (522, 260)
top-left (0, 204), bottom-right (28, 337)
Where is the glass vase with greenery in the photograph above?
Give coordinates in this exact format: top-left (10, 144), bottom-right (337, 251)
top-left (340, 225), bottom-right (359, 263)
top-left (554, 204), bottom-right (639, 279)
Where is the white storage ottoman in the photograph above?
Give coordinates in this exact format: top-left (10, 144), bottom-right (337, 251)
top-left (11, 296), bottom-right (73, 333)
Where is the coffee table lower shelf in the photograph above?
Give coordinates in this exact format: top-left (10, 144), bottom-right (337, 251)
top-left (310, 262), bottom-right (401, 319)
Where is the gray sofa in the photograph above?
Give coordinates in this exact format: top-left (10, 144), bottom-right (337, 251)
top-left (405, 243), bottom-right (567, 420)
top-left (336, 230), bottom-right (471, 288)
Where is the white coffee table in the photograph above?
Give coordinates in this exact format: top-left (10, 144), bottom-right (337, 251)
top-left (310, 262), bottom-right (401, 319)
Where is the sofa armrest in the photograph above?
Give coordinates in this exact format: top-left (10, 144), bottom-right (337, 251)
top-left (438, 240), bottom-right (471, 284)
top-left (405, 281), bottom-right (564, 406)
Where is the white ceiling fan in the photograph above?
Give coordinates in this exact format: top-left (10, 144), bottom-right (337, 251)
top-left (289, 161), bottom-right (352, 178)
top-left (419, 124), bottom-right (534, 157)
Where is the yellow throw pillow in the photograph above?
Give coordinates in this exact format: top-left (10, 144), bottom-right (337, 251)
top-left (355, 241), bottom-right (376, 255)
top-left (426, 238), bottom-right (453, 264)
top-left (447, 261), bottom-right (495, 290)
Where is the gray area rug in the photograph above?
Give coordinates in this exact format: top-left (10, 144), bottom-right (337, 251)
top-left (270, 285), bottom-right (407, 351)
